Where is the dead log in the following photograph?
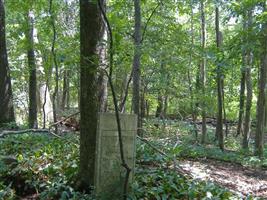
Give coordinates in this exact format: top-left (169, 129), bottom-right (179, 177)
top-left (0, 128), bottom-right (79, 146)
top-left (0, 129), bottom-right (50, 138)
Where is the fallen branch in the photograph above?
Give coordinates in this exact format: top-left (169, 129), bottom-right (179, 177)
top-left (0, 128), bottom-right (79, 146)
top-left (0, 129), bottom-right (50, 138)
top-left (48, 111), bottom-right (80, 130)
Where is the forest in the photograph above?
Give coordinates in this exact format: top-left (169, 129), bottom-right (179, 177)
top-left (1, 0), bottom-right (267, 199)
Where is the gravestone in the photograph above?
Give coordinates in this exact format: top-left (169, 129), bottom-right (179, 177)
top-left (95, 113), bottom-right (137, 199)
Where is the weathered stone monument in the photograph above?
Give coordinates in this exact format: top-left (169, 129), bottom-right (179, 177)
top-left (95, 113), bottom-right (137, 199)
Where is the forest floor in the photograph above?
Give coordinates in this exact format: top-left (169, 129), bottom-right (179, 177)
top-left (1, 119), bottom-right (267, 199)
top-left (144, 119), bottom-right (267, 199)
top-left (178, 158), bottom-right (267, 198)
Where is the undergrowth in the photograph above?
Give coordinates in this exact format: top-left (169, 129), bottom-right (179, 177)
top-left (145, 119), bottom-right (267, 168)
top-left (0, 119), bottom-right (265, 199)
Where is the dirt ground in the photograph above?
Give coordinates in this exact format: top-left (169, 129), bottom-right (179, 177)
top-left (179, 158), bottom-right (267, 198)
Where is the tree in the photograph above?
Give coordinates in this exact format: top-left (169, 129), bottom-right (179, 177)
top-left (26, 10), bottom-right (38, 129)
top-left (98, 0), bottom-right (108, 113)
top-left (200, 0), bottom-right (207, 144)
top-left (215, 3), bottom-right (224, 151)
top-left (132, 0), bottom-right (141, 133)
top-left (242, 8), bottom-right (253, 149)
top-left (0, 0), bottom-right (15, 126)
top-left (79, 0), bottom-right (101, 189)
top-left (255, 2), bottom-right (267, 157)
top-left (236, 35), bottom-right (246, 136)
top-left (49, 0), bottom-right (59, 133)
top-left (61, 69), bottom-right (70, 111)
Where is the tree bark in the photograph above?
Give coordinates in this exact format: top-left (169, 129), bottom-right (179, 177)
top-left (236, 52), bottom-right (246, 136)
top-left (243, 9), bottom-right (253, 149)
top-left (26, 11), bottom-right (38, 129)
top-left (119, 72), bottom-right (132, 113)
top-left (98, 0), bottom-right (108, 113)
top-left (155, 94), bottom-right (164, 118)
top-left (187, 2), bottom-right (198, 139)
top-left (222, 81), bottom-right (228, 136)
top-left (132, 0), bottom-right (142, 134)
top-left (61, 69), bottom-right (69, 111)
top-left (79, 0), bottom-right (101, 189)
top-left (49, 0), bottom-right (59, 134)
top-left (200, 0), bottom-right (207, 144)
top-left (215, 5), bottom-right (224, 151)
top-left (0, 0), bottom-right (15, 126)
top-left (255, 3), bottom-right (267, 157)
top-left (98, 70), bottom-right (108, 112)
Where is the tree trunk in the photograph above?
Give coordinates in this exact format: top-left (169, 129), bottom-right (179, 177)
top-left (255, 3), bottom-right (267, 157)
top-left (98, 70), bottom-right (108, 112)
top-left (236, 52), bottom-right (246, 136)
top-left (222, 81), bottom-right (228, 136)
top-left (119, 72), bottom-right (132, 113)
top-left (132, 0), bottom-right (142, 134)
top-left (140, 85), bottom-right (146, 121)
top-left (0, 0), bottom-right (15, 126)
top-left (155, 95), bottom-right (164, 118)
top-left (27, 11), bottom-right (38, 129)
top-left (79, 0), bottom-right (101, 189)
top-left (200, 0), bottom-right (207, 144)
top-left (98, 0), bottom-right (108, 112)
top-left (215, 5), bottom-right (224, 151)
top-left (243, 9), bottom-right (253, 149)
top-left (49, 0), bottom-right (59, 133)
top-left (187, 2), bottom-right (198, 139)
top-left (163, 95), bottom-right (168, 117)
top-left (61, 69), bottom-right (69, 111)
top-left (41, 82), bottom-right (54, 128)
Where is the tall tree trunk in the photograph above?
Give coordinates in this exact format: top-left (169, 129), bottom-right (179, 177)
top-left (188, 2), bottom-right (198, 139)
top-left (27, 11), bottom-right (38, 129)
top-left (79, 0), bottom-right (101, 189)
top-left (163, 95), bottom-right (168, 117)
top-left (119, 72), bottom-right (131, 113)
top-left (0, 0), bottom-right (15, 126)
top-left (155, 94), bottom-right (164, 118)
top-left (132, 0), bottom-right (142, 134)
top-left (146, 99), bottom-right (149, 117)
top-left (140, 85), bottom-right (146, 131)
top-left (66, 82), bottom-right (70, 109)
top-left (98, 70), bottom-right (108, 112)
top-left (200, 0), bottom-right (207, 144)
top-left (98, 0), bottom-right (108, 112)
top-left (215, 5), bottom-right (224, 151)
top-left (236, 52), bottom-right (246, 136)
top-left (49, 0), bottom-right (59, 133)
top-left (222, 81), bottom-right (228, 136)
top-left (61, 69), bottom-right (69, 111)
top-left (39, 54), bottom-right (54, 128)
top-left (243, 9), bottom-right (253, 149)
top-left (255, 3), bottom-right (267, 157)
top-left (237, 15), bottom-right (249, 137)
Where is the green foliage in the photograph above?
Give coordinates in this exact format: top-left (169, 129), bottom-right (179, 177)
top-left (131, 140), bottom-right (235, 200)
top-left (0, 133), bottom-right (89, 199)
top-left (129, 168), bottom-right (233, 200)
top-left (0, 122), bottom-right (18, 129)
top-left (0, 129), bottom-right (249, 200)
top-left (0, 182), bottom-right (16, 200)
